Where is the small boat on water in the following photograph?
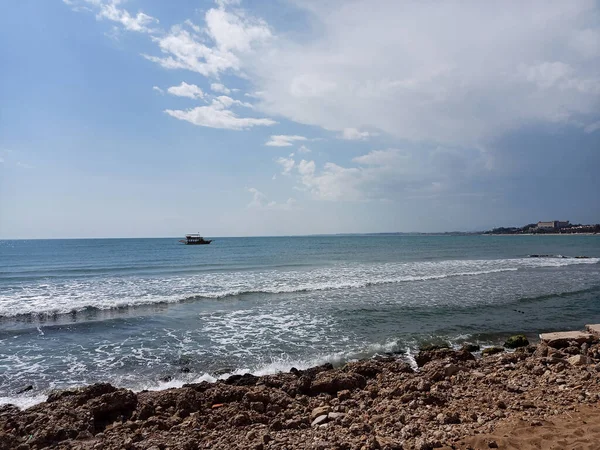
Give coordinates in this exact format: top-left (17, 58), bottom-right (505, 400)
top-left (179, 234), bottom-right (213, 245)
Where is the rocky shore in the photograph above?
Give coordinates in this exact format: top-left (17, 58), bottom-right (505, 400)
top-left (2, 336), bottom-right (600, 450)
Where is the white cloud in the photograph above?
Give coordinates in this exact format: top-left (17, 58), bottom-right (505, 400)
top-left (246, 187), bottom-right (295, 210)
top-left (165, 98), bottom-right (275, 130)
top-left (291, 147), bottom-right (486, 201)
top-left (210, 83), bottom-right (231, 94)
top-left (167, 82), bottom-right (205, 99)
top-left (341, 128), bottom-right (370, 140)
top-left (276, 153), bottom-right (295, 175)
top-left (265, 135), bottom-right (307, 147)
top-left (297, 145), bottom-right (311, 153)
top-left (143, 4), bottom-right (270, 78)
top-left (213, 95), bottom-right (253, 109)
top-left (152, 86), bottom-right (164, 94)
top-left (67, 0), bottom-right (600, 146)
top-left (251, 0), bottom-right (600, 145)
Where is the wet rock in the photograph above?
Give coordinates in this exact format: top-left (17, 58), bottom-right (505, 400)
top-left (415, 348), bottom-right (455, 367)
top-left (16, 385), bottom-right (33, 395)
top-left (224, 373), bottom-right (259, 386)
top-left (504, 334), bottom-right (530, 349)
top-left (482, 347), bottom-right (505, 356)
top-left (461, 343), bottom-right (481, 352)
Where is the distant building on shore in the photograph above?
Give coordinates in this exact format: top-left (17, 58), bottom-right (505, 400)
top-left (537, 220), bottom-right (570, 230)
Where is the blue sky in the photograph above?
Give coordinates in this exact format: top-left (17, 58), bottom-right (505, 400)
top-left (1, 0), bottom-right (599, 238)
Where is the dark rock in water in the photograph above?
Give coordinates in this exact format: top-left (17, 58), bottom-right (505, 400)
top-left (504, 334), bottom-right (530, 349)
top-left (47, 382), bottom-right (117, 403)
top-left (180, 367), bottom-right (191, 373)
top-left (160, 375), bottom-right (173, 383)
top-left (482, 347), bottom-right (505, 356)
top-left (224, 373), bottom-right (259, 386)
top-left (461, 343), bottom-right (481, 353)
top-left (16, 385), bottom-right (33, 395)
top-left (213, 367), bottom-right (235, 376)
top-left (174, 355), bottom-right (193, 367)
top-left (419, 342), bottom-right (451, 352)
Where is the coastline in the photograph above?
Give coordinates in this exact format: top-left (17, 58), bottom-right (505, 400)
top-left (3, 334), bottom-right (600, 449)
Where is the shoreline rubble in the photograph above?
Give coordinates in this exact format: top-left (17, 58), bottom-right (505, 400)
top-left (2, 328), bottom-right (600, 449)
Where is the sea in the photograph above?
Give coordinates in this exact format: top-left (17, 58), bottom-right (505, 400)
top-left (1, 235), bottom-right (600, 408)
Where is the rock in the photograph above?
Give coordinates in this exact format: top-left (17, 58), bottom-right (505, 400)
top-left (568, 354), bottom-right (588, 366)
top-left (504, 334), bottom-right (530, 349)
top-left (539, 331), bottom-right (594, 348)
top-left (224, 373), bottom-right (259, 386)
top-left (488, 440), bottom-right (499, 448)
top-left (16, 385), bottom-right (33, 395)
top-left (328, 412), bottom-right (345, 420)
top-left (482, 347), bottom-right (504, 356)
top-left (310, 406), bottom-right (331, 421)
top-left (310, 371), bottom-right (366, 395)
top-left (415, 348), bottom-right (474, 367)
top-left (311, 414), bottom-right (328, 427)
top-left (444, 364), bottom-right (460, 377)
top-left (461, 343), bottom-right (481, 352)
top-left (419, 343), bottom-right (451, 352)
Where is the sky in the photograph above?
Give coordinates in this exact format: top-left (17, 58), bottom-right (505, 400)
top-left (0, 0), bottom-right (599, 238)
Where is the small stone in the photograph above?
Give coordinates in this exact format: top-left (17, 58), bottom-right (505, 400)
top-left (530, 420), bottom-right (543, 426)
top-left (444, 364), bottom-right (460, 377)
top-left (328, 412), bottom-right (345, 420)
top-left (311, 414), bottom-right (329, 427)
top-left (310, 406), bottom-right (332, 421)
top-left (246, 430), bottom-right (258, 440)
top-left (568, 354), bottom-right (588, 366)
top-left (488, 440), bottom-right (499, 448)
top-left (496, 400), bottom-right (506, 409)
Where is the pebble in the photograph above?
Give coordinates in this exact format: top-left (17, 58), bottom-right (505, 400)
top-left (311, 414), bottom-right (329, 427)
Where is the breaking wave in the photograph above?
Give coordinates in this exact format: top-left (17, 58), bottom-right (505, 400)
top-left (1, 257), bottom-right (598, 319)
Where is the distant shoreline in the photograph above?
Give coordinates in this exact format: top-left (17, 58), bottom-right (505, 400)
top-left (486, 232), bottom-right (598, 236)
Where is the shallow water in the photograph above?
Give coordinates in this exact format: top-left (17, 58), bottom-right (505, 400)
top-left (1, 235), bottom-right (599, 407)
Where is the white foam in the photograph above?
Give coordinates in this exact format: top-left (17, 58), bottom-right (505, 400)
top-left (0, 394), bottom-right (47, 409)
top-left (1, 257), bottom-right (597, 318)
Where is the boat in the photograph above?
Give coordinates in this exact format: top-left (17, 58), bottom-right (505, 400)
top-left (179, 234), bottom-right (213, 245)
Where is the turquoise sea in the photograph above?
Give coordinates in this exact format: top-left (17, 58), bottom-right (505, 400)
top-left (1, 235), bottom-right (599, 407)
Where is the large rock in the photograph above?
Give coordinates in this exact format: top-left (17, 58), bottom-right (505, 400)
top-left (415, 348), bottom-right (475, 367)
top-left (504, 334), bottom-right (529, 349)
top-left (481, 347), bottom-right (504, 356)
top-left (310, 371), bottom-right (366, 395)
top-left (539, 331), bottom-right (595, 348)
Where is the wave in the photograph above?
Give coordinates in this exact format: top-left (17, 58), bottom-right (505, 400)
top-left (1, 257), bottom-right (598, 319)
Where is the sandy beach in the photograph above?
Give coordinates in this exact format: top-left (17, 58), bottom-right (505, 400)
top-left (2, 333), bottom-right (600, 449)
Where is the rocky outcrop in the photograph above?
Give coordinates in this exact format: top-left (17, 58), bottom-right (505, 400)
top-left (504, 334), bottom-right (529, 348)
top-left (4, 339), bottom-right (600, 449)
